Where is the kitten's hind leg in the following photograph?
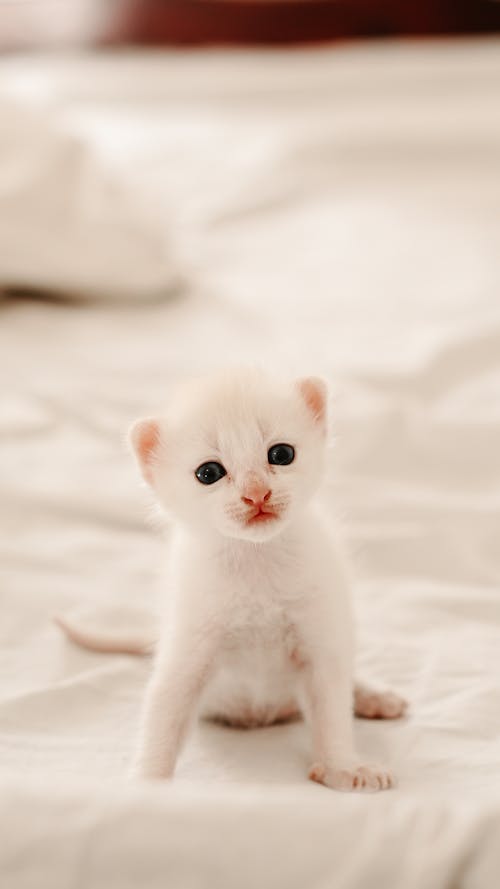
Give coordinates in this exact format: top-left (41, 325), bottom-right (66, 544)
top-left (354, 681), bottom-right (407, 720)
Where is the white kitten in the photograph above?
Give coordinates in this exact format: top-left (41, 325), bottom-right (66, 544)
top-left (58, 369), bottom-right (406, 791)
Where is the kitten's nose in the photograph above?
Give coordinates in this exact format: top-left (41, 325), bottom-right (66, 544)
top-left (241, 485), bottom-right (272, 508)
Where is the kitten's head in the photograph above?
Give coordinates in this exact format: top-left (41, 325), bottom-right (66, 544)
top-left (129, 369), bottom-right (328, 543)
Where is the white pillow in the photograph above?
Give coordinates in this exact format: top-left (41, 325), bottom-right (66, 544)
top-left (0, 97), bottom-right (180, 301)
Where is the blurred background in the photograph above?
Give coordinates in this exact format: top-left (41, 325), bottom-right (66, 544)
top-left (1, 0), bottom-right (500, 49)
top-left (1, 0), bottom-right (500, 854)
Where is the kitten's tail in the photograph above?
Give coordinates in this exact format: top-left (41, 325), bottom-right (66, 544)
top-left (54, 606), bottom-right (157, 656)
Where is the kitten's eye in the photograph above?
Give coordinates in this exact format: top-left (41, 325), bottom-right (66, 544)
top-left (195, 461), bottom-right (227, 485)
top-left (267, 444), bottom-right (295, 466)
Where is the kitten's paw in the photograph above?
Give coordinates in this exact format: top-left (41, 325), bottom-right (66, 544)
top-left (309, 761), bottom-right (395, 792)
top-left (354, 686), bottom-right (407, 720)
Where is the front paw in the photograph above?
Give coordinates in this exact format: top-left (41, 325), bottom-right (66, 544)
top-left (309, 761), bottom-right (395, 792)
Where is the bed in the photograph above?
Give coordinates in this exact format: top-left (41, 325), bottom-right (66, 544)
top-left (1, 37), bottom-right (500, 887)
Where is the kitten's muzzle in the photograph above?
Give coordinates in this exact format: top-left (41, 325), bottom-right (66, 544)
top-left (241, 485), bottom-right (278, 525)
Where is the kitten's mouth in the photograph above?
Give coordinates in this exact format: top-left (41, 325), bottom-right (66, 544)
top-left (245, 507), bottom-right (279, 525)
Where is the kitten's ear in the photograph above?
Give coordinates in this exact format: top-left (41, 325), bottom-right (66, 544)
top-left (128, 417), bottom-right (163, 485)
top-left (296, 377), bottom-right (328, 427)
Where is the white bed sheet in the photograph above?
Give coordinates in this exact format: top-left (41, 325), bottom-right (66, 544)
top-left (1, 38), bottom-right (500, 888)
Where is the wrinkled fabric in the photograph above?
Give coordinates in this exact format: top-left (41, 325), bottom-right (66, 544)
top-left (1, 38), bottom-right (500, 888)
top-left (0, 97), bottom-right (178, 300)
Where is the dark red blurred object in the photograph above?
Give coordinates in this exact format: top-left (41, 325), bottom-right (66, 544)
top-left (103, 0), bottom-right (500, 46)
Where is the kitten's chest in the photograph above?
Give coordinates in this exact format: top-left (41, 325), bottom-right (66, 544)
top-left (221, 547), bottom-right (305, 642)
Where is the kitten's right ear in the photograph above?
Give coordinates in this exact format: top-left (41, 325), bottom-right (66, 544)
top-left (128, 418), bottom-right (162, 485)
top-left (295, 377), bottom-right (328, 428)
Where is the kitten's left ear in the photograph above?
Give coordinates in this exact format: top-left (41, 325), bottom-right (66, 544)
top-left (296, 376), bottom-right (328, 428)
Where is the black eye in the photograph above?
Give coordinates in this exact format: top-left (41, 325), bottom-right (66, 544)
top-left (268, 444), bottom-right (295, 466)
top-left (195, 461), bottom-right (227, 485)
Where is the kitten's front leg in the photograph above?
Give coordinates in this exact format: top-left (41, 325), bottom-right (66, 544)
top-left (130, 624), bottom-right (219, 780)
top-left (301, 656), bottom-right (395, 793)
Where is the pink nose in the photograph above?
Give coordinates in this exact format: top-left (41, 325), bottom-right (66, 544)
top-left (241, 486), bottom-right (272, 508)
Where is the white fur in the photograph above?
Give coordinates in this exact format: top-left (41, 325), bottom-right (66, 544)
top-left (123, 369), bottom-right (405, 792)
